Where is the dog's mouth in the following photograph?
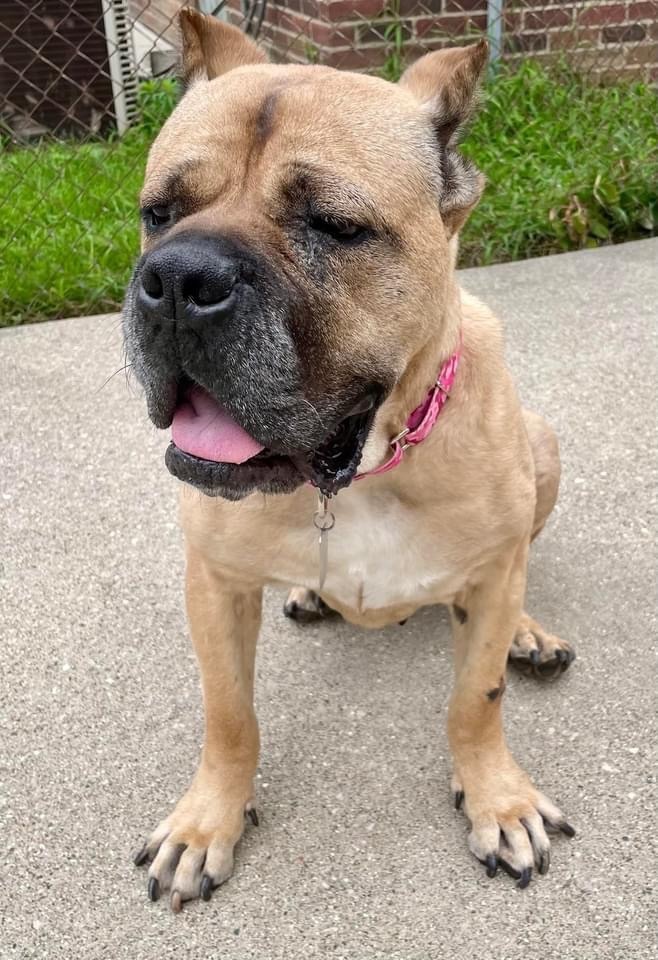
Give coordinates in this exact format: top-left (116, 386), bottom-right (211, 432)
top-left (165, 381), bottom-right (381, 498)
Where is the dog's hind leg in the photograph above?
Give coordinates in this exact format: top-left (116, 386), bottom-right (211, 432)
top-left (283, 587), bottom-right (337, 623)
top-left (523, 409), bottom-right (560, 542)
top-left (509, 410), bottom-right (575, 678)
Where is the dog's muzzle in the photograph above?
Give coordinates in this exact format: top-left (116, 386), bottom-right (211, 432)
top-left (123, 232), bottom-right (387, 500)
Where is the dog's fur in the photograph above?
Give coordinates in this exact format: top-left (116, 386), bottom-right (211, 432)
top-left (124, 10), bottom-right (575, 910)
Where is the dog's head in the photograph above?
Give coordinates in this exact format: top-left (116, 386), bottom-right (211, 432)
top-left (123, 9), bottom-right (486, 499)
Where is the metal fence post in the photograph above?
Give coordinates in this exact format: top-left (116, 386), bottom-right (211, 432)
top-left (487, 0), bottom-right (504, 68)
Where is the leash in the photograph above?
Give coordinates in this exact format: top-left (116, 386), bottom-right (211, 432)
top-left (312, 335), bottom-right (462, 591)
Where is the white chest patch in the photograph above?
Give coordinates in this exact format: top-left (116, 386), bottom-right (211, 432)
top-left (275, 488), bottom-right (462, 613)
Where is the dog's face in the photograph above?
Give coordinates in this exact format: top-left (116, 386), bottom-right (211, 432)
top-left (123, 12), bottom-right (486, 499)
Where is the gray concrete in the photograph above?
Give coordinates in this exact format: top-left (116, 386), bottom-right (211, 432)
top-left (1, 239), bottom-right (656, 959)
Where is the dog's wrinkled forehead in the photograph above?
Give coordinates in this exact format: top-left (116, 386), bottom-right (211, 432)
top-left (142, 66), bottom-right (438, 220)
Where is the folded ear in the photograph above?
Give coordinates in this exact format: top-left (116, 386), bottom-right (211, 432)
top-left (179, 7), bottom-right (267, 87)
top-left (400, 40), bottom-right (488, 235)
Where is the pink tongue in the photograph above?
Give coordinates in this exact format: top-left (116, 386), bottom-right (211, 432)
top-left (171, 386), bottom-right (265, 464)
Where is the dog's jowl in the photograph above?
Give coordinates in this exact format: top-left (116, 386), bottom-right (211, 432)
top-left (124, 8), bottom-right (576, 911)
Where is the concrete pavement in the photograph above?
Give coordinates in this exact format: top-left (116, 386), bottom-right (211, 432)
top-left (1, 239), bottom-right (656, 959)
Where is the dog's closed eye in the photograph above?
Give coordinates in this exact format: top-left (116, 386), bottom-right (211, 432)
top-left (142, 203), bottom-right (174, 231)
top-left (308, 213), bottom-right (368, 244)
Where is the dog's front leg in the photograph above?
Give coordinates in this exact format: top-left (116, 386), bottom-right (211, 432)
top-left (448, 541), bottom-right (574, 887)
top-left (134, 546), bottom-right (261, 911)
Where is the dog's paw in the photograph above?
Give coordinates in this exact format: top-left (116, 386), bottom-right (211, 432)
top-left (454, 759), bottom-right (575, 888)
top-left (283, 586), bottom-right (335, 623)
top-left (509, 619), bottom-right (575, 680)
top-left (132, 768), bottom-right (257, 912)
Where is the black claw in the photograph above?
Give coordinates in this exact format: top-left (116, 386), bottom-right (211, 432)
top-left (529, 649), bottom-right (541, 666)
top-left (398, 619), bottom-right (408, 626)
top-left (200, 873), bottom-right (214, 902)
top-left (556, 649), bottom-right (569, 669)
top-left (559, 820), bottom-right (576, 838)
top-left (283, 601), bottom-right (298, 619)
top-left (538, 849), bottom-right (551, 875)
top-left (247, 807), bottom-right (259, 827)
top-left (454, 790), bottom-right (464, 811)
top-left (498, 858), bottom-right (522, 881)
top-left (485, 854), bottom-right (498, 878)
top-left (133, 844), bottom-right (149, 867)
top-left (517, 867), bottom-right (532, 889)
top-left (148, 877), bottom-right (160, 902)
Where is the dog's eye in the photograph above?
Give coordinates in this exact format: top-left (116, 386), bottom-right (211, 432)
top-left (143, 204), bottom-right (172, 229)
top-left (310, 214), bottom-right (367, 243)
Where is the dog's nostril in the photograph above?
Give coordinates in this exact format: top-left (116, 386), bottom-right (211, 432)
top-left (182, 269), bottom-right (236, 308)
top-left (141, 266), bottom-right (164, 300)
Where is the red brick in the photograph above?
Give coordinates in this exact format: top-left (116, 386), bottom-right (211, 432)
top-left (415, 14), bottom-right (487, 36)
top-left (320, 0), bottom-right (388, 23)
top-left (503, 11), bottom-right (523, 31)
top-left (322, 44), bottom-right (386, 67)
top-left (355, 18), bottom-right (413, 44)
top-left (548, 26), bottom-right (600, 48)
top-left (625, 40), bottom-right (658, 62)
top-left (270, 0), bottom-right (325, 16)
top-left (504, 32), bottom-right (548, 51)
top-left (277, 9), bottom-right (351, 45)
top-left (397, 0), bottom-right (443, 12)
top-left (602, 22), bottom-right (647, 40)
top-left (445, 0), bottom-right (486, 10)
top-left (628, 0), bottom-right (658, 18)
top-left (579, 4), bottom-right (628, 26)
top-left (524, 8), bottom-right (573, 30)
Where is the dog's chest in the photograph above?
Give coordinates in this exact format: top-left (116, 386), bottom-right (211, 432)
top-left (276, 491), bottom-right (462, 612)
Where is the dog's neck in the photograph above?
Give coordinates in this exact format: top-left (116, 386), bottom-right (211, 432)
top-left (381, 276), bottom-right (463, 443)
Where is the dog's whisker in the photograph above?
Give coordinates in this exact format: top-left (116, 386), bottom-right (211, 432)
top-left (96, 363), bottom-right (133, 393)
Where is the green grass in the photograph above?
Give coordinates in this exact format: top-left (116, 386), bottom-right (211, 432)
top-left (1, 65), bottom-right (656, 325)
top-left (460, 61), bottom-right (658, 266)
top-left (0, 80), bottom-right (177, 325)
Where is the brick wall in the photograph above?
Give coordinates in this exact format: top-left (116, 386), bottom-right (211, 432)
top-left (129, 0), bottom-right (184, 42)
top-left (128, 0), bottom-right (657, 82)
top-left (222, 0), bottom-right (657, 81)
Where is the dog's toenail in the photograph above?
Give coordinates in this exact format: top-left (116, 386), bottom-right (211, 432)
top-left (246, 807), bottom-right (259, 827)
top-left (148, 877), bottom-right (160, 902)
top-left (498, 859), bottom-right (521, 880)
top-left (559, 820), bottom-right (576, 838)
top-left (133, 844), bottom-right (149, 867)
top-left (517, 867), bottom-right (532, 889)
top-left (485, 854), bottom-right (498, 878)
top-left (454, 790), bottom-right (464, 810)
top-left (200, 874), bottom-right (214, 901)
top-left (170, 890), bottom-right (183, 913)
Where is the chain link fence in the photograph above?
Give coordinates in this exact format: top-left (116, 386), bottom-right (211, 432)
top-left (1, 0), bottom-right (656, 323)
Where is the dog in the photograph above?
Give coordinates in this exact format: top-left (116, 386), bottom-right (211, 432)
top-left (123, 8), bottom-right (576, 912)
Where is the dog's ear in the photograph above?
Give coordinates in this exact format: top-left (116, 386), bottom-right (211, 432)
top-left (179, 8), bottom-right (267, 87)
top-left (400, 40), bottom-right (488, 235)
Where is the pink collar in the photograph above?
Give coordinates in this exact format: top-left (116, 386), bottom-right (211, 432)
top-left (355, 336), bottom-right (461, 481)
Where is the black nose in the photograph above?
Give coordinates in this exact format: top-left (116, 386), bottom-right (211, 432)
top-left (137, 235), bottom-right (238, 322)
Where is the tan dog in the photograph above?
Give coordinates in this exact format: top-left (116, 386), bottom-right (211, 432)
top-left (123, 9), bottom-right (576, 912)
